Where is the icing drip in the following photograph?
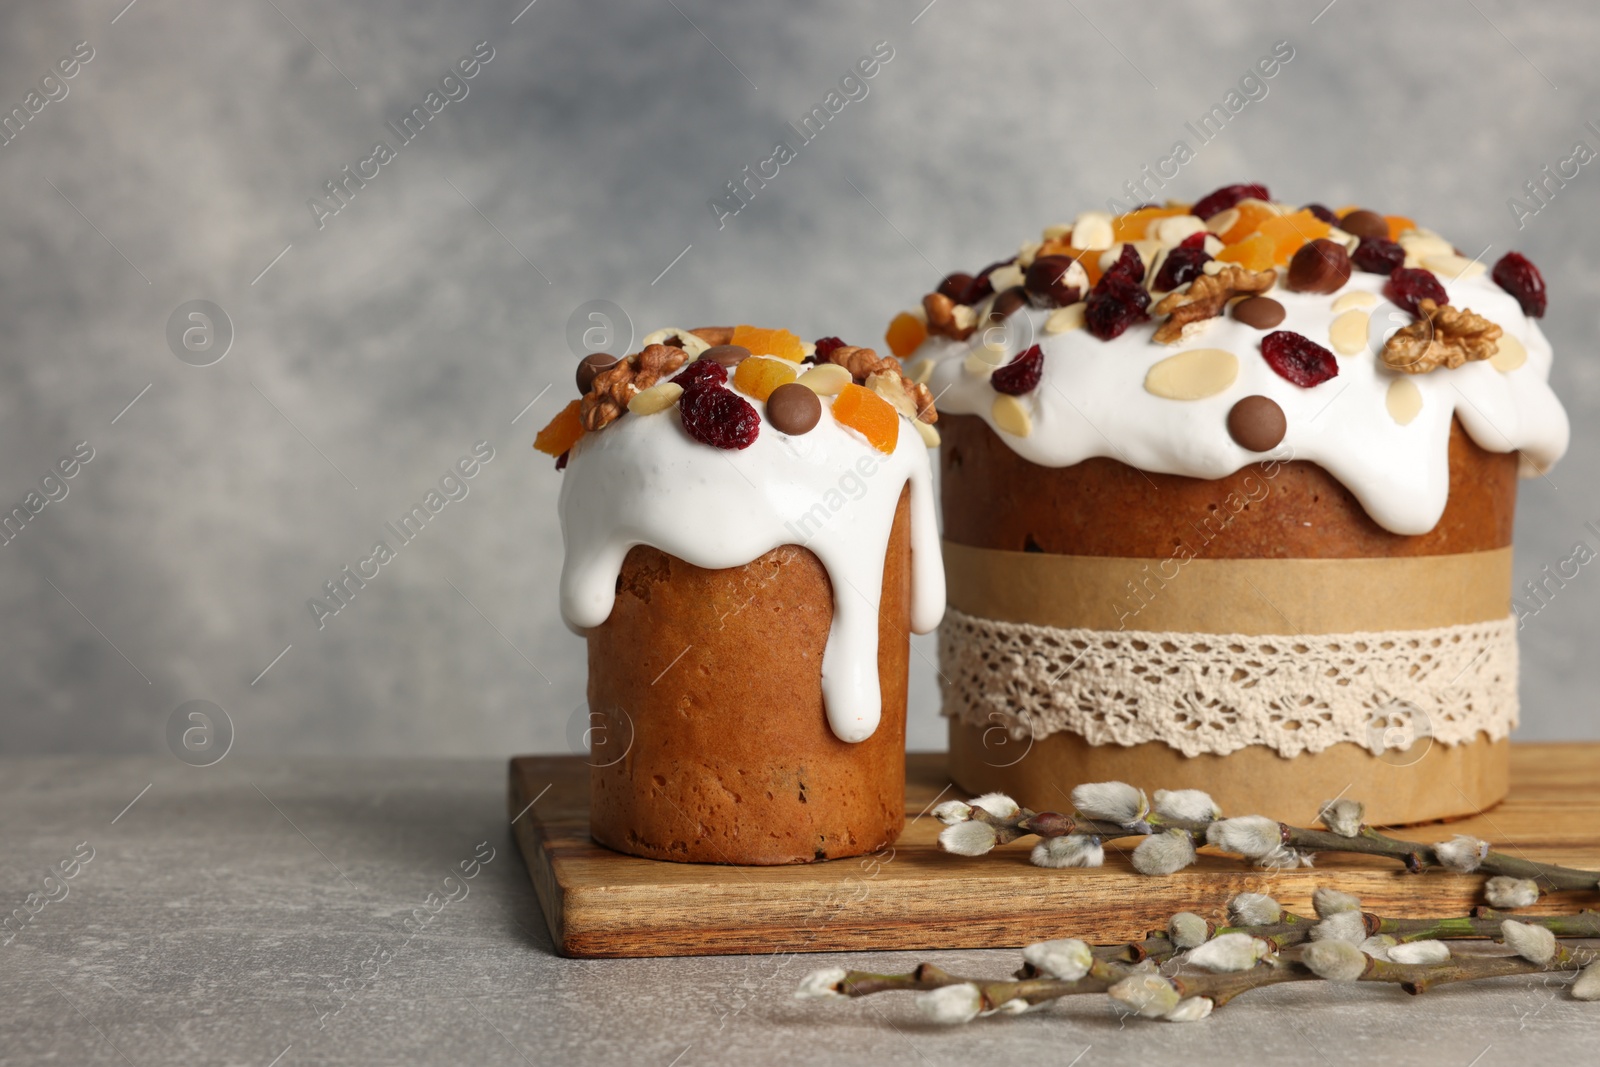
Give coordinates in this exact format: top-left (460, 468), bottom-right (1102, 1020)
top-left (558, 398), bottom-right (944, 744)
top-left (920, 270), bottom-right (1568, 535)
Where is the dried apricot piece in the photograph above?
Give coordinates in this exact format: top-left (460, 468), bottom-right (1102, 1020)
top-left (831, 383), bottom-right (899, 453)
top-left (1385, 215), bottom-right (1417, 241)
top-left (730, 324), bottom-right (805, 362)
top-left (1218, 199), bottom-right (1279, 245)
top-left (534, 398), bottom-right (585, 455)
top-left (885, 311), bottom-right (927, 359)
top-left (732, 355), bottom-right (799, 401)
top-left (1255, 210), bottom-right (1331, 265)
top-left (1112, 205), bottom-right (1187, 242)
top-left (1215, 233), bottom-right (1276, 273)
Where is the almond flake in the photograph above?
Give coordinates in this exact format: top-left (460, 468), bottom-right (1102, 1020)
top-left (1045, 303), bottom-right (1087, 334)
top-left (1332, 291), bottom-right (1379, 312)
top-left (1329, 310), bottom-right (1370, 356)
top-left (627, 381), bottom-right (683, 415)
top-left (991, 393), bottom-right (1032, 437)
top-left (1144, 348), bottom-right (1239, 400)
top-left (1386, 377), bottom-right (1422, 425)
top-left (1491, 333), bottom-right (1528, 373)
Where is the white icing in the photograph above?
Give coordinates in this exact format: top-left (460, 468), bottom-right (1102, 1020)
top-left (558, 383), bottom-right (945, 743)
top-left (921, 268), bottom-right (1568, 535)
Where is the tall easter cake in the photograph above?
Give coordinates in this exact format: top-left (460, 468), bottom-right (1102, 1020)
top-left (537, 325), bottom-right (943, 864)
top-left (885, 184), bottom-right (1568, 823)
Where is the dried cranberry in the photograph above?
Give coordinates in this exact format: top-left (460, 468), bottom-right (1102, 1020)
top-left (936, 273), bottom-right (979, 304)
top-left (813, 337), bottom-right (846, 362)
top-left (1178, 231), bottom-right (1209, 251)
top-left (1101, 243), bottom-right (1146, 285)
top-left (1085, 277), bottom-right (1150, 340)
top-left (1301, 203), bottom-right (1339, 224)
top-left (1351, 237), bottom-right (1404, 275)
top-left (1083, 246), bottom-right (1152, 340)
top-left (1024, 255), bottom-right (1083, 308)
top-left (1191, 183), bottom-right (1270, 220)
top-left (1153, 246), bottom-right (1212, 291)
top-left (554, 451), bottom-right (569, 471)
top-left (1386, 268), bottom-right (1448, 317)
top-left (1492, 252), bottom-right (1547, 317)
top-left (990, 344), bottom-right (1044, 395)
top-left (1261, 331), bottom-right (1339, 388)
top-left (678, 384), bottom-right (760, 449)
top-left (672, 359), bottom-right (728, 389)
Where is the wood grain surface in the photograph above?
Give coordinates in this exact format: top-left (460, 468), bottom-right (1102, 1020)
top-left (509, 746), bottom-right (1600, 959)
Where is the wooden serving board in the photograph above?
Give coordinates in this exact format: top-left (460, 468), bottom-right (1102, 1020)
top-left (509, 745), bottom-right (1600, 959)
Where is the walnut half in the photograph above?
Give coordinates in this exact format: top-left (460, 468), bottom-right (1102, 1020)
top-left (580, 343), bottom-right (687, 430)
top-left (1151, 265), bottom-right (1276, 344)
top-left (1380, 300), bottom-right (1502, 374)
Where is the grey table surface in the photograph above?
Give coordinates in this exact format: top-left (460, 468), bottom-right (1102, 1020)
top-left (3, 757), bottom-right (1597, 1066)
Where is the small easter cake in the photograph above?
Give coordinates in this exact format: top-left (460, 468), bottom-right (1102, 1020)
top-left (537, 325), bottom-right (943, 864)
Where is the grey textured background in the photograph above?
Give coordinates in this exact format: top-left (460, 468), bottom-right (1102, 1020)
top-left (2, 0), bottom-right (1597, 759)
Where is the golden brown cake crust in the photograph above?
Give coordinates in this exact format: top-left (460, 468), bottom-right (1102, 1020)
top-left (939, 414), bottom-right (1516, 558)
top-left (586, 489), bottom-right (912, 865)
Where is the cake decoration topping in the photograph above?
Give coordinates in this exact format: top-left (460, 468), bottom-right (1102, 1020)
top-left (796, 362), bottom-right (852, 395)
top-left (1043, 302), bottom-right (1087, 334)
top-left (1492, 251), bottom-right (1547, 317)
top-left (1286, 239), bottom-right (1353, 294)
top-left (901, 188), bottom-right (1567, 534)
top-left (1230, 294), bottom-right (1286, 330)
top-left (679, 380), bottom-right (760, 449)
top-left (1144, 348), bottom-right (1240, 400)
top-left (1152, 264), bottom-right (1275, 342)
top-left (1351, 237), bottom-right (1405, 274)
top-left (534, 398), bottom-right (584, 458)
top-left (700, 343), bottom-right (750, 368)
top-left (582, 343), bottom-right (687, 430)
top-left (1336, 208), bottom-right (1390, 241)
top-left (1328, 309), bottom-right (1370, 356)
top-left (883, 311), bottom-right (927, 358)
top-left (1151, 236), bottom-right (1212, 293)
top-left (575, 352), bottom-right (620, 393)
top-left (1386, 377), bottom-right (1423, 424)
top-left (831, 382), bottom-right (899, 453)
top-left (1023, 255), bottom-right (1087, 308)
top-left (671, 357), bottom-right (727, 389)
top-left (626, 380), bottom-right (683, 415)
top-left (764, 381), bottom-right (821, 435)
top-left (1226, 395), bottom-right (1287, 452)
top-left (729, 324), bottom-right (804, 362)
top-left (731, 354), bottom-right (799, 401)
top-left (989, 286), bottom-right (1030, 322)
top-left (1190, 182), bottom-right (1270, 220)
top-left (1380, 299), bottom-right (1502, 374)
top-left (810, 336), bottom-right (845, 362)
top-left (1084, 244), bottom-right (1152, 340)
top-left (989, 344), bottom-right (1044, 395)
top-left (1331, 290), bottom-right (1380, 312)
top-left (990, 394), bottom-right (1032, 437)
top-left (1384, 267), bottom-right (1449, 316)
top-left (936, 272), bottom-right (980, 303)
top-left (1261, 330), bottom-right (1339, 387)
top-left (923, 291), bottom-right (978, 341)
top-left (1491, 333), bottom-right (1529, 373)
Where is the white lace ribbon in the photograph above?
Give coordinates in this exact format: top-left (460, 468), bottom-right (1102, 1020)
top-left (938, 608), bottom-right (1518, 758)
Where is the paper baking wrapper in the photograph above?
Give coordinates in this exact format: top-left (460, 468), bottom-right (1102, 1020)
top-left (940, 541), bottom-right (1515, 823)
